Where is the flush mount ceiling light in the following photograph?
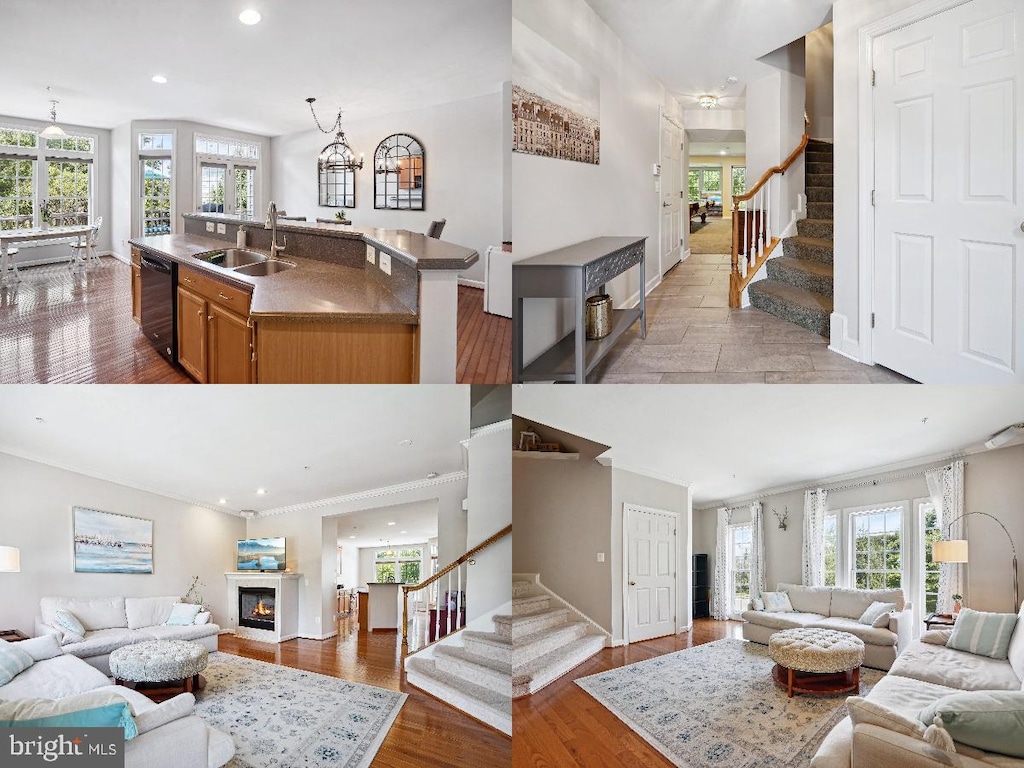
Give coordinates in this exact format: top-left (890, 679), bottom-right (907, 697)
top-left (151, 75), bottom-right (168, 84)
top-left (726, 76), bottom-right (739, 84)
top-left (387, 522), bottom-right (396, 526)
top-left (239, 9), bottom-right (261, 25)
top-left (218, 498), bottom-right (227, 505)
top-left (39, 86), bottom-right (67, 139)
top-left (348, 535), bottom-right (356, 539)
top-left (698, 94), bottom-right (719, 110)
top-left (256, 488), bottom-right (267, 495)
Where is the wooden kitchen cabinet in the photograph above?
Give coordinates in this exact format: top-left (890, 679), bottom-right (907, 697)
top-left (176, 266), bottom-right (253, 384)
top-left (207, 303), bottom-right (253, 384)
top-left (177, 286), bottom-right (208, 383)
top-left (130, 248), bottom-right (142, 324)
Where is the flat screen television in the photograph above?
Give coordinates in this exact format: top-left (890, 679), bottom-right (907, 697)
top-left (236, 537), bottom-right (287, 572)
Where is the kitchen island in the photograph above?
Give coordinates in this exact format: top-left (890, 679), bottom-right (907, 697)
top-left (129, 214), bottom-right (478, 384)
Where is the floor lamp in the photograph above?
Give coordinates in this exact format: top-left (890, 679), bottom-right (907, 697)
top-left (0, 546), bottom-right (19, 573)
top-left (932, 512), bottom-right (1018, 611)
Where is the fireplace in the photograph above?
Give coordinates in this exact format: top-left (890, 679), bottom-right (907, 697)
top-left (238, 587), bottom-right (276, 630)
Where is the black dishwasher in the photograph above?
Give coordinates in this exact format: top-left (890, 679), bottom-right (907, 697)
top-left (140, 252), bottom-right (177, 364)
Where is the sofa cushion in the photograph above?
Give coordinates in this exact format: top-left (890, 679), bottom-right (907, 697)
top-left (830, 587), bottom-right (904, 619)
top-left (848, 695), bottom-right (927, 738)
top-left (59, 628), bottom-right (139, 660)
top-left (125, 597), bottom-right (181, 630)
top-left (947, 608), bottom-right (1019, 660)
top-left (741, 611), bottom-right (822, 630)
top-left (866, 672), bottom-right (961, 718)
top-left (0, 654), bottom-right (110, 701)
top-left (779, 583), bottom-right (833, 615)
top-left (0, 691), bottom-right (138, 740)
top-left (131, 693), bottom-right (195, 735)
top-left (889, 640), bottom-right (1022, 691)
top-left (194, 611), bottom-right (212, 625)
top-left (762, 591), bottom-right (795, 612)
top-left (15, 635), bottom-right (63, 662)
top-left (0, 643), bottom-right (33, 685)
top-left (40, 597), bottom-right (127, 631)
top-left (1006, 601), bottom-right (1024, 685)
top-left (135, 623), bottom-right (219, 643)
top-left (808, 616), bottom-right (898, 646)
top-left (920, 691), bottom-right (1024, 758)
top-left (921, 629), bottom-right (953, 645)
top-left (53, 609), bottom-right (86, 637)
top-left (859, 601), bottom-right (896, 627)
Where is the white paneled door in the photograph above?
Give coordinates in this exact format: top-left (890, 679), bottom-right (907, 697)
top-left (660, 117), bottom-right (683, 275)
top-left (626, 504), bottom-right (676, 643)
top-left (872, 0), bottom-right (1023, 383)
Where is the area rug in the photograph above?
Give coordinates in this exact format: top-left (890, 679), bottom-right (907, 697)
top-left (192, 652), bottom-right (407, 768)
top-left (575, 638), bottom-right (882, 768)
top-left (689, 217), bottom-right (734, 254)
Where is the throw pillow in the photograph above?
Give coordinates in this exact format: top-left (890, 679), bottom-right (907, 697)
top-left (16, 634), bottom-right (63, 662)
top-left (848, 696), bottom-right (927, 739)
top-left (946, 608), bottom-right (1019, 660)
top-left (921, 629), bottom-right (954, 646)
top-left (165, 603), bottom-right (202, 626)
top-left (0, 642), bottom-right (34, 686)
top-left (52, 609), bottom-right (85, 637)
top-left (193, 611), bottom-right (212, 625)
top-left (0, 692), bottom-right (137, 740)
top-left (761, 592), bottom-right (794, 613)
top-left (920, 691), bottom-right (1024, 758)
top-left (751, 598), bottom-right (765, 612)
top-left (133, 693), bottom-right (195, 735)
top-left (859, 601), bottom-right (896, 627)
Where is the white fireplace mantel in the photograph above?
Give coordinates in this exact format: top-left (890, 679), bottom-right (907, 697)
top-left (225, 572), bottom-right (301, 643)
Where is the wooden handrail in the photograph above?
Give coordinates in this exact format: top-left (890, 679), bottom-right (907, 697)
top-left (401, 524), bottom-right (512, 647)
top-left (733, 135), bottom-right (809, 205)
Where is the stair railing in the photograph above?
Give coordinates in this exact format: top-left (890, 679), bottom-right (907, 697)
top-left (401, 524), bottom-right (512, 649)
top-left (729, 134), bottom-right (809, 308)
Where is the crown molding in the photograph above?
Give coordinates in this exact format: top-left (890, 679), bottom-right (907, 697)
top-left (595, 453), bottom-right (692, 488)
top-left (257, 471), bottom-right (468, 518)
top-left (471, 419), bottom-right (512, 438)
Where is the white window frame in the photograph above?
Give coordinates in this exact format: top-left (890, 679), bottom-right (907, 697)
top-left (373, 546), bottom-right (425, 585)
top-left (139, 131), bottom-right (176, 237)
top-left (194, 156), bottom-right (259, 216)
top-left (916, 497), bottom-right (939, 627)
top-left (823, 512), bottom-right (839, 587)
top-left (728, 523), bottom-right (753, 616)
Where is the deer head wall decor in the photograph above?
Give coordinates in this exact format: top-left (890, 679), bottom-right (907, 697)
top-left (773, 507), bottom-right (789, 531)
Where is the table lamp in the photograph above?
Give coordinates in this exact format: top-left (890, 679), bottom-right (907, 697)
top-left (0, 546), bottom-right (20, 573)
top-left (933, 512), bottom-right (1017, 610)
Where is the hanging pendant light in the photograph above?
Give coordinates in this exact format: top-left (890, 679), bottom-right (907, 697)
top-left (39, 86), bottom-right (67, 140)
top-left (306, 97), bottom-right (363, 170)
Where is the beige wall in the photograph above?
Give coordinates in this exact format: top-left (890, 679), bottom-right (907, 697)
top-left (689, 156), bottom-right (747, 219)
top-left (806, 23), bottom-right (835, 140)
top-left (0, 452), bottom-right (245, 634)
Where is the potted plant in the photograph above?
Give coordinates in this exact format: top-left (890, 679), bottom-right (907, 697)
top-left (952, 593), bottom-right (963, 615)
top-left (335, 210), bottom-right (347, 223)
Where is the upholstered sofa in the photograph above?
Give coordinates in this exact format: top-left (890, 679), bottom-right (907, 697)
top-left (811, 600), bottom-right (1024, 768)
top-left (741, 582), bottom-right (913, 670)
top-left (34, 596), bottom-right (220, 676)
top-left (0, 635), bottom-right (234, 768)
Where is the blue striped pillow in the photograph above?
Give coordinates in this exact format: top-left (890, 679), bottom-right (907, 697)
top-left (947, 608), bottom-right (1019, 660)
top-left (0, 693), bottom-right (138, 740)
top-left (0, 642), bottom-right (33, 685)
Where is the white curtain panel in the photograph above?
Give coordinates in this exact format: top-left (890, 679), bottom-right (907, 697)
top-left (927, 460), bottom-right (965, 613)
top-left (712, 507), bottom-right (732, 620)
top-left (750, 501), bottom-right (766, 601)
top-left (802, 488), bottom-right (828, 586)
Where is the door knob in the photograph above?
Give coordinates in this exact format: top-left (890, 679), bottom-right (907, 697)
top-left (662, 202), bottom-right (671, 208)
top-left (629, 581), bottom-right (636, 586)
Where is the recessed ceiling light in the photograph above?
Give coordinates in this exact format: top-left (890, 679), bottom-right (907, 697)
top-left (387, 521), bottom-right (396, 526)
top-left (348, 535), bottom-right (356, 539)
top-left (399, 439), bottom-right (413, 446)
top-left (239, 9), bottom-right (261, 25)
top-left (720, 150), bottom-right (727, 155)
top-left (218, 498), bottom-right (227, 504)
top-left (256, 488), bottom-right (266, 495)
top-left (400, 530), bottom-right (407, 534)
top-left (151, 75), bottom-right (167, 84)
top-left (726, 76), bottom-right (739, 84)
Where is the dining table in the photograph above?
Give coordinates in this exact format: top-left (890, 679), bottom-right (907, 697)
top-left (0, 224), bottom-right (97, 286)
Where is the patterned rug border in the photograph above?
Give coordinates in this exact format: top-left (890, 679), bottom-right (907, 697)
top-left (575, 638), bottom-right (878, 768)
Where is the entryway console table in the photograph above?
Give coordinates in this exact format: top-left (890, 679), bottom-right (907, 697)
top-left (513, 236), bottom-right (647, 384)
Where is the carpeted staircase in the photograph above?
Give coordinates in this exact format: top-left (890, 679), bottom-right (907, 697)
top-left (509, 579), bottom-right (606, 698)
top-left (748, 138), bottom-right (834, 337)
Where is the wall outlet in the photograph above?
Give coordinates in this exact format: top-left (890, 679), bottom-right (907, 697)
top-left (366, 245), bottom-right (375, 265)
top-left (597, 552), bottom-right (605, 563)
top-left (314, 616), bottom-right (320, 625)
top-left (217, 223), bottom-right (226, 234)
top-left (205, 222), bottom-right (214, 232)
top-left (379, 252), bottom-right (391, 276)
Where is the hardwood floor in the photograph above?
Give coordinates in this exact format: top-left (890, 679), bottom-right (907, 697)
top-left (457, 285), bottom-right (511, 385)
top-left (512, 619), bottom-right (744, 768)
top-left (0, 260), bottom-right (511, 384)
top-left (218, 615), bottom-right (511, 768)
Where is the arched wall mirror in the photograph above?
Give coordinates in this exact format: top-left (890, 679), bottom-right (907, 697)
top-left (318, 136), bottom-right (357, 208)
top-left (374, 134), bottom-right (424, 210)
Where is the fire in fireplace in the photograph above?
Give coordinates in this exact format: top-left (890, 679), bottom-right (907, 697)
top-left (239, 587), bottom-right (276, 630)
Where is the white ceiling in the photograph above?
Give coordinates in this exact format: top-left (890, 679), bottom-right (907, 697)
top-left (584, 0), bottom-right (834, 110)
top-left (0, 386), bottom-right (470, 514)
top-left (513, 386), bottom-right (1024, 505)
top-left (0, 0), bottom-right (509, 136)
top-left (690, 142), bottom-right (746, 158)
top-left (335, 499), bottom-right (438, 551)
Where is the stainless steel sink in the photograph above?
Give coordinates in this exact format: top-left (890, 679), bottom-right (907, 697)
top-left (233, 260), bottom-right (296, 276)
top-left (193, 249), bottom-right (268, 268)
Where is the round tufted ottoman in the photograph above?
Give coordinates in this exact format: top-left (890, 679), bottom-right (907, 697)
top-left (110, 639), bottom-right (209, 702)
top-left (768, 628), bottom-right (864, 698)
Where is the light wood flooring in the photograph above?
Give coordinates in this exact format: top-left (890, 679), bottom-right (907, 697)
top-left (219, 614), bottom-right (511, 768)
top-left (0, 259), bottom-right (510, 384)
top-left (512, 618), bottom-right (744, 768)
top-left (591, 254), bottom-right (914, 384)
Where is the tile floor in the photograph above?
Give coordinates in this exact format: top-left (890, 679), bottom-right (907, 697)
top-left (591, 252), bottom-right (915, 384)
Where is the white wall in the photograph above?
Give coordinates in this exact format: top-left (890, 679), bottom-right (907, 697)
top-left (270, 92), bottom-right (503, 285)
top-left (109, 123), bottom-right (132, 260)
top-left (465, 422), bottom-right (512, 621)
top-left (0, 452), bottom-right (245, 634)
top-left (513, 0), bottom-right (683, 365)
top-left (806, 23), bottom-right (835, 140)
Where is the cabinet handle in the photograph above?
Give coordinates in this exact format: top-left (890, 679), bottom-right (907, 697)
top-left (208, 315), bottom-right (213, 321)
top-left (183, 276), bottom-right (194, 283)
top-left (218, 292), bottom-right (233, 301)
top-left (197, 309), bottom-right (202, 317)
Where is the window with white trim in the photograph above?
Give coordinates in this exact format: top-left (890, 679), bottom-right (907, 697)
top-left (139, 132), bottom-right (174, 236)
top-left (194, 134), bottom-right (259, 216)
top-left (195, 135), bottom-right (259, 160)
top-left (851, 506), bottom-right (904, 590)
top-left (729, 524), bottom-right (753, 614)
top-left (920, 501), bottom-right (940, 615)
top-left (47, 160), bottom-right (91, 225)
top-left (824, 512), bottom-right (838, 587)
top-left (374, 547), bottom-right (423, 584)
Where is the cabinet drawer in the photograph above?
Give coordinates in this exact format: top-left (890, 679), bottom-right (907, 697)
top-left (131, 247), bottom-right (142, 266)
top-left (178, 266), bottom-right (252, 313)
top-left (584, 243), bottom-right (644, 293)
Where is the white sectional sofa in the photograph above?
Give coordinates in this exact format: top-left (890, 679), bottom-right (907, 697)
top-left (812, 600), bottom-right (1024, 768)
top-left (34, 596), bottom-right (220, 676)
top-left (741, 583), bottom-right (913, 671)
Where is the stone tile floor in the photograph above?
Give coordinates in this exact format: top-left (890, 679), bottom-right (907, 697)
top-left (591, 253), bottom-right (915, 384)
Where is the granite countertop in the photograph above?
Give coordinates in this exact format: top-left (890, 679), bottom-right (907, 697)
top-left (182, 213), bottom-right (478, 271)
top-left (129, 234), bottom-right (418, 324)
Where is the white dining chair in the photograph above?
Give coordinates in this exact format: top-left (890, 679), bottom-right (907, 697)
top-left (69, 216), bottom-right (103, 270)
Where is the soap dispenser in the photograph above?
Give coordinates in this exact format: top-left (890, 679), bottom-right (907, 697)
top-left (236, 226), bottom-right (247, 248)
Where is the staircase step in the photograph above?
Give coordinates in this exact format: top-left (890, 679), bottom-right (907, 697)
top-left (512, 581), bottom-right (532, 598)
top-left (406, 657), bottom-right (512, 735)
top-left (514, 621), bottom-right (589, 666)
top-left (783, 236), bottom-right (834, 265)
top-left (807, 186), bottom-right (833, 203)
top-left (807, 162), bottom-right (833, 175)
top-left (748, 280), bottom-right (832, 337)
top-left (512, 634), bottom-right (606, 698)
top-left (806, 151), bottom-right (833, 164)
top-left (806, 173), bottom-right (833, 189)
top-left (493, 608), bottom-right (569, 640)
top-left (767, 256), bottom-right (834, 297)
top-left (807, 201), bottom-right (834, 219)
top-left (807, 139), bottom-right (833, 149)
top-left (463, 631), bottom-right (512, 664)
top-left (512, 595), bottom-right (550, 616)
top-left (797, 218), bottom-right (833, 241)
top-left (434, 646), bottom-right (512, 696)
